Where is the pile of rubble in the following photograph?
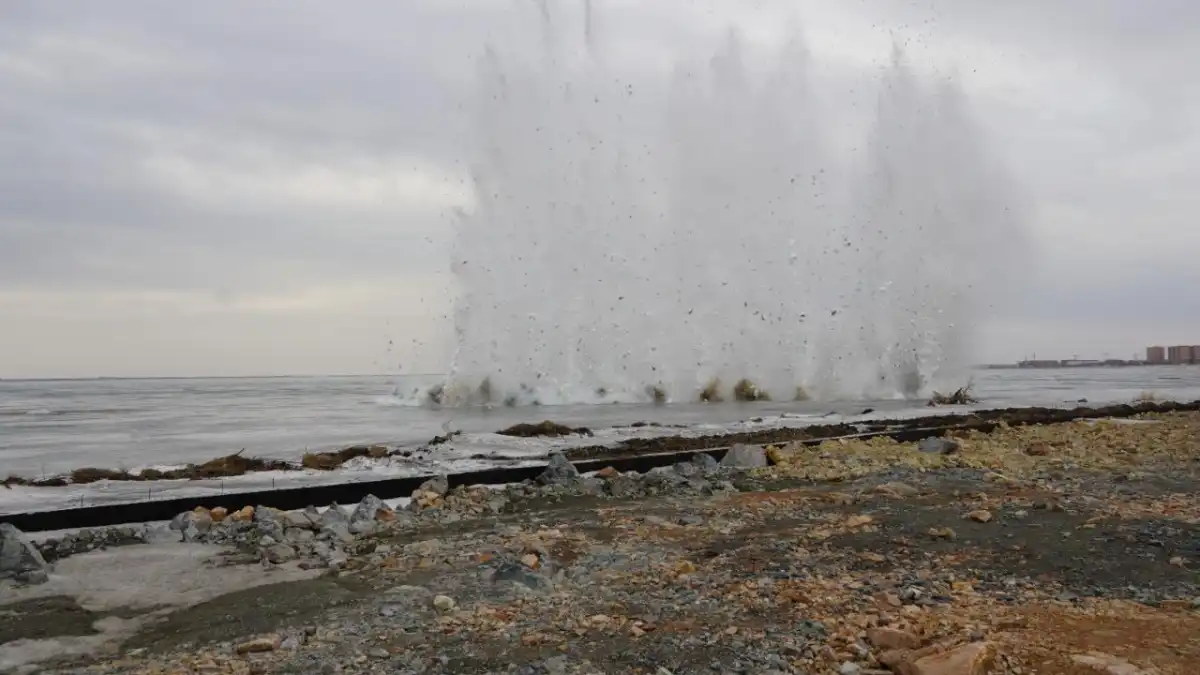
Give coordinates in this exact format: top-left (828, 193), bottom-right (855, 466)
top-left (1, 523), bottom-right (149, 586)
top-left (34, 525), bottom-right (148, 563)
top-left (0, 447), bottom-right (762, 581)
top-left (166, 448), bottom-right (752, 569)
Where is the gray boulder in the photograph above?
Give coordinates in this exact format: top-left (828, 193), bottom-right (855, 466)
top-left (36, 525), bottom-right (148, 563)
top-left (263, 543), bottom-right (298, 564)
top-left (918, 437), bottom-right (960, 455)
top-left (673, 461), bottom-right (703, 478)
top-left (285, 528), bottom-right (315, 544)
top-left (321, 521), bottom-right (355, 545)
top-left (1, 523), bottom-right (48, 585)
top-left (645, 466), bottom-right (687, 490)
top-left (719, 444), bottom-right (767, 469)
top-left (417, 475), bottom-right (449, 497)
top-left (537, 452), bottom-right (580, 485)
top-left (320, 504), bottom-right (348, 526)
top-left (607, 475), bottom-right (641, 498)
top-left (281, 510), bottom-right (315, 530)
top-left (170, 509), bottom-right (213, 533)
top-left (170, 510), bottom-right (214, 542)
top-left (579, 478), bottom-right (605, 496)
top-left (349, 494), bottom-right (391, 535)
top-left (349, 520), bottom-right (378, 536)
top-left (351, 494), bottom-right (389, 524)
top-left (253, 507), bottom-right (286, 541)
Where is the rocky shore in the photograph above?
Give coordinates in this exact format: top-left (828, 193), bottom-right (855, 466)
top-left (3, 410), bottom-right (1200, 674)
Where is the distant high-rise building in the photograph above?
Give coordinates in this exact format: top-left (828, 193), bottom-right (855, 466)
top-left (1167, 345), bottom-right (1194, 364)
top-left (1147, 346), bottom-right (1166, 363)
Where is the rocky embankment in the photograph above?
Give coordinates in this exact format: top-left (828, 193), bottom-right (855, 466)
top-left (1, 450), bottom-right (741, 586)
top-left (3, 411), bottom-right (1200, 675)
top-left (165, 451), bottom-right (740, 573)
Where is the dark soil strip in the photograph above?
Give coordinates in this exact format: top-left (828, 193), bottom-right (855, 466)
top-left (121, 577), bottom-right (372, 654)
top-left (563, 400), bottom-right (1200, 461)
top-left (3, 451), bottom-right (296, 488)
top-left (496, 421), bottom-right (594, 437)
top-left (2, 446), bottom-right (390, 488)
top-left (0, 596), bottom-right (147, 644)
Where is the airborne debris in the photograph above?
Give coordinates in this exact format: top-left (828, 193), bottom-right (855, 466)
top-left (928, 385), bottom-right (978, 406)
top-left (732, 378), bottom-right (770, 402)
top-left (429, 429), bottom-right (463, 445)
top-left (698, 377), bottom-right (724, 403)
top-left (476, 377), bottom-right (493, 403)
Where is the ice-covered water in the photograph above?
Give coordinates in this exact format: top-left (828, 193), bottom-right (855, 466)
top-left (3, 368), bottom-right (1200, 514)
top-left (440, 3), bottom-right (1024, 406)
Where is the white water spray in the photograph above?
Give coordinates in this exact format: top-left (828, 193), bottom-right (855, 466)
top-left (436, 5), bottom-right (1024, 406)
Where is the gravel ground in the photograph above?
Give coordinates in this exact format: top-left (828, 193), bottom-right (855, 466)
top-left (5, 411), bottom-right (1200, 675)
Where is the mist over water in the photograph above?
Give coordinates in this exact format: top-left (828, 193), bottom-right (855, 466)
top-left (437, 4), bottom-right (1024, 407)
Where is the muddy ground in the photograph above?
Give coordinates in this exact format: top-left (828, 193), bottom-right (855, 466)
top-left (4, 412), bottom-right (1200, 674)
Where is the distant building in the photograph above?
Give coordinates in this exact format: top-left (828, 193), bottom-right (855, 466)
top-left (1017, 359), bottom-right (1060, 368)
top-left (1147, 346), bottom-right (1166, 364)
top-left (1167, 345), bottom-right (1194, 365)
top-left (1193, 347), bottom-right (1200, 365)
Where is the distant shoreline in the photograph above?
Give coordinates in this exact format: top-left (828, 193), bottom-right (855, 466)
top-left (0, 373), bottom-right (417, 383)
top-left (981, 361), bottom-right (1197, 370)
top-left (4, 364), bottom-right (1198, 381)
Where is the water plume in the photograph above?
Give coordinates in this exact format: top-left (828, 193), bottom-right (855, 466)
top-left (437, 4), bottom-right (1024, 406)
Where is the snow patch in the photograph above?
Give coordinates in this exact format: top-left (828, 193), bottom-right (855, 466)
top-left (0, 543), bottom-right (319, 671)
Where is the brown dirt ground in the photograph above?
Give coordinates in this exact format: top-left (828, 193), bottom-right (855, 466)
top-left (9, 411), bottom-right (1200, 674)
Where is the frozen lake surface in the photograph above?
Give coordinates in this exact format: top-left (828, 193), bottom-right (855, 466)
top-left (3, 367), bottom-right (1199, 514)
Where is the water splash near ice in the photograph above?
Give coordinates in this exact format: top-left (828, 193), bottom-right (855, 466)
top-left (437, 5), bottom-right (1024, 407)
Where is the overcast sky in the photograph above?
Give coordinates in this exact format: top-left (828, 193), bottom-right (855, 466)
top-left (1, 0), bottom-right (1197, 378)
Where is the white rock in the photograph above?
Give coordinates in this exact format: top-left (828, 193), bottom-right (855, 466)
top-left (1071, 652), bottom-right (1158, 675)
top-left (321, 504), bottom-right (348, 525)
top-left (351, 494), bottom-right (390, 524)
top-left (417, 475), bottom-right (449, 496)
top-left (0, 523), bottom-right (48, 584)
top-left (537, 452), bottom-right (580, 485)
top-left (719, 444), bottom-right (767, 468)
top-left (263, 544), bottom-right (297, 564)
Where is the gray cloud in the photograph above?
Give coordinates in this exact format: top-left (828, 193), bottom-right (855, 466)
top-left (1, 0), bottom-right (1197, 376)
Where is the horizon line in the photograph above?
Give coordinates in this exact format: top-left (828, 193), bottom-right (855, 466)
top-left (0, 364), bottom-right (1041, 382)
top-left (0, 373), bottom-right (443, 383)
